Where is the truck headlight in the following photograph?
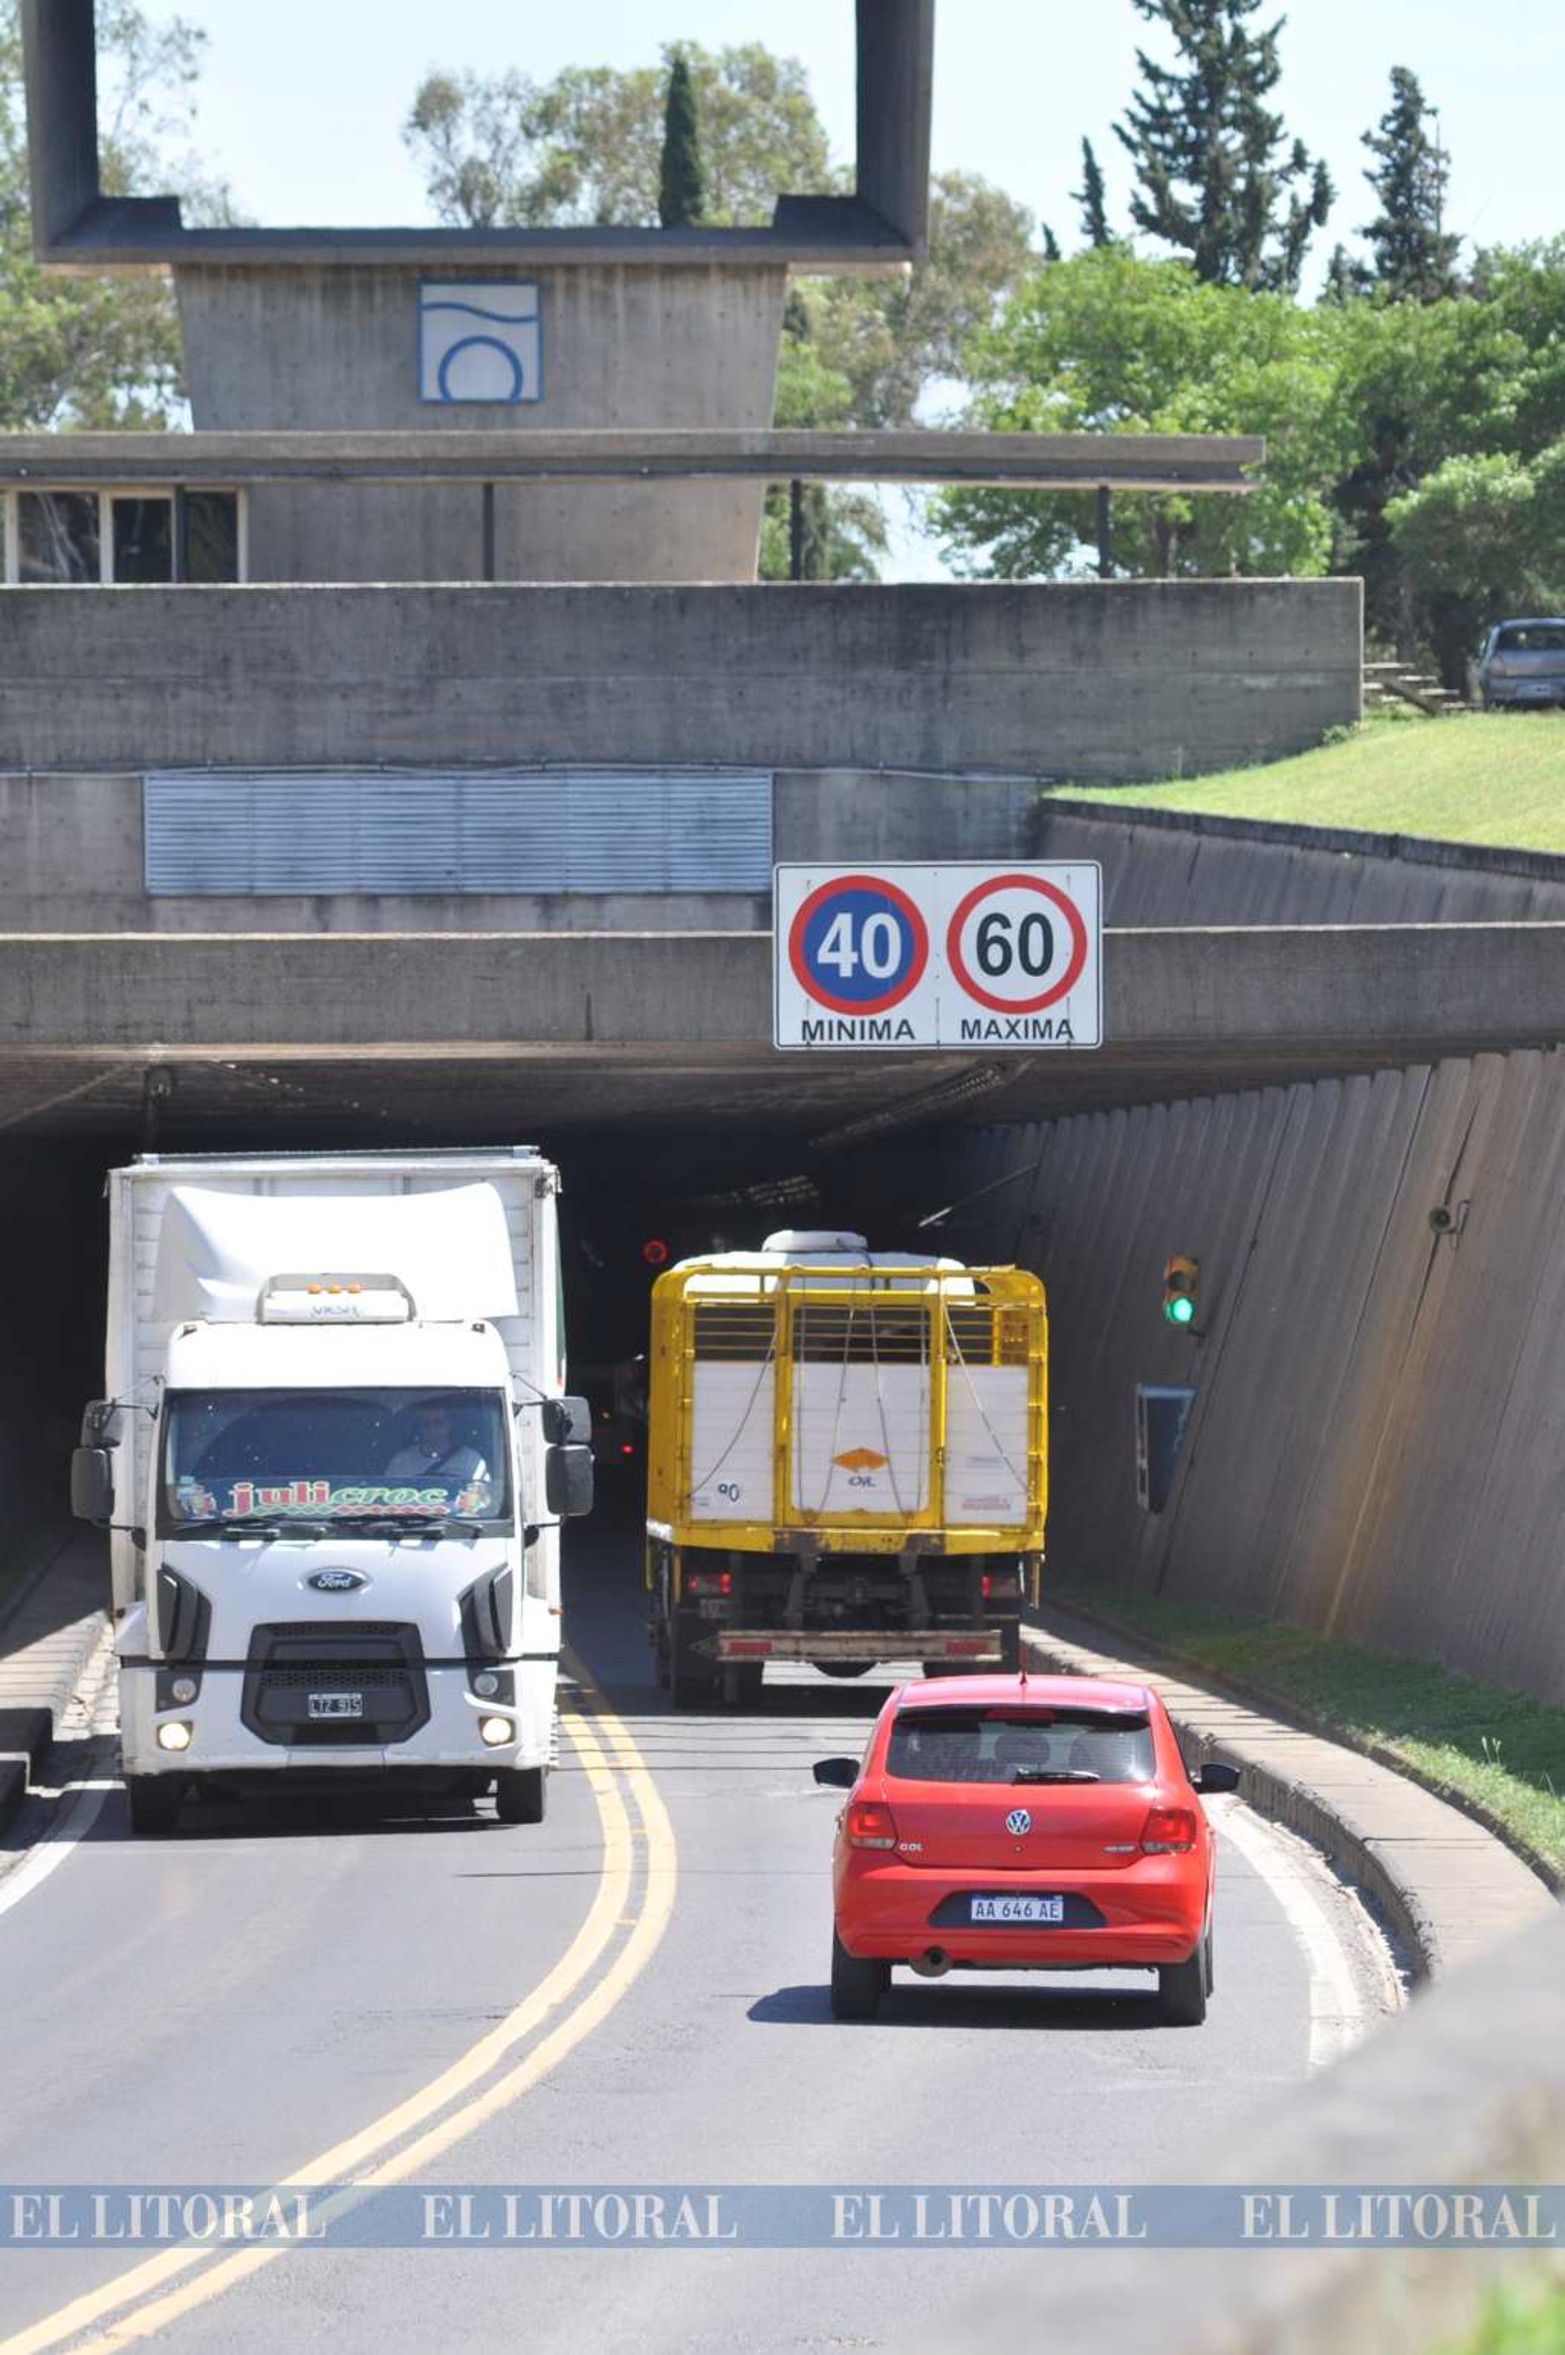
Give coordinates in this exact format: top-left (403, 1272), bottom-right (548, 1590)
top-left (473, 1672), bottom-right (500, 1699)
top-left (170, 1677), bottom-right (199, 1706)
top-left (156, 1721), bottom-right (194, 1753)
top-left (479, 1716), bottom-right (514, 1748)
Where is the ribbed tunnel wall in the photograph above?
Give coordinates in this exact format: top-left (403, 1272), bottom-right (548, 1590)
top-left (914, 1050), bottom-right (1565, 1706)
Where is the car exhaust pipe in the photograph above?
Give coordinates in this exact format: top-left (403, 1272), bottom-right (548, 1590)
top-left (909, 1947), bottom-right (952, 1977)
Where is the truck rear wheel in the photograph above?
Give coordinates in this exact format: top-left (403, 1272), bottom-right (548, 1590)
top-left (126, 1776), bottom-right (183, 1837)
top-left (494, 1767), bottom-right (548, 1825)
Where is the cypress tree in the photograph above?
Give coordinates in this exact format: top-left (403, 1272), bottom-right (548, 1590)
top-left (658, 52), bottom-right (705, 229)
top-left (1360, 67), bottom-right (1461, 301)
top-left (1113, 0), bottom-right (1332, 291)
top-left (1040, 223), bottom-right (1063, 263)
top-left (1074, 137), bottom-right (1113, 247)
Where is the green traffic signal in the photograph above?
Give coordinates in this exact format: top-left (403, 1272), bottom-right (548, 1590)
top-left (1162, 1255), bottom-right (1200, 1327)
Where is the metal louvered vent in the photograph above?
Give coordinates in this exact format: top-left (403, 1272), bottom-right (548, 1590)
top-left (144, 770), bottom-right (773, 896)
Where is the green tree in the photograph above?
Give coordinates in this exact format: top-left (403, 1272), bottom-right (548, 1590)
top-left (1359, 68), bottom-right (1461, 302)
top-left (1113, 0), bottom-right (1332, 291)
top-left (0, 0), bottom-right (227, 426)
top-left (933, 246), bottom-right (1353, 580)
top-left (1388, 447), bottom-right (1565, 682)
top-left (406, 43), bottom-right (836, 230)
top-left (758, 288), bottom-right (888, 580)
top-left (1329, 288), bottom-right (1533, 656)
top-left (1074, 137), bottom-right (1113, 248)
top-left (658, 51), bottom-right (705, 229)
top-left (810, 171), bottom-right (1036, 428)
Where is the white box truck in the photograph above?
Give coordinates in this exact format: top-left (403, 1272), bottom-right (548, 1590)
top-left (71, 1150), bottom-right (593, 1836)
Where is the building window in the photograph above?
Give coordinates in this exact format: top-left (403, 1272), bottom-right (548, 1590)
top-left (5, 489), bottom-right (244, 584)
top-left (18, 490), bottom-right (100, 584)
top-left (112, 496), bottom-right (174, 583)
top-left (185, 490), bottom-right (241, 583)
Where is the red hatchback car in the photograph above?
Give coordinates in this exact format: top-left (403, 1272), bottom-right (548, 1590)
top-left (814, 1673), bottom-right (1238, 2025)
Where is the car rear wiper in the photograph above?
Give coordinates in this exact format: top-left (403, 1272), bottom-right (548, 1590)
top-left (1009, 1767), bottom-right (1102, 1783)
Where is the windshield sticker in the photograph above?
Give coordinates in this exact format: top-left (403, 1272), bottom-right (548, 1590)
top-left (176, 1477), bottom-right (488, 1520)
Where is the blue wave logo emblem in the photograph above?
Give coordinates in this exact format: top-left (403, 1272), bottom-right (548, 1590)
top-left (420, 281), bottom-right (542, 405)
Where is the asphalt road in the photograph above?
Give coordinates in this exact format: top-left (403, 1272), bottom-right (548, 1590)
top-left (0, 1525), bottom-right (1399, 2355)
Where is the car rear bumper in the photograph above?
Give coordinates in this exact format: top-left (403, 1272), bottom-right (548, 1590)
top-left (836, 1856), bottom-right (1207, 1969)
top-left (1484, 679), bottom-right (1565, 704)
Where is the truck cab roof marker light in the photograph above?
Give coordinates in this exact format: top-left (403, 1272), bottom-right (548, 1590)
top-left (256, 1273), bottom-right (417, 1325)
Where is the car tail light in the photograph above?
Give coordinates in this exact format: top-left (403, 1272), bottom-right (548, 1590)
top-left (1140, 1806), bottom-right (1198, 1854)
top-left (686, 1568), bottom-right (732, 1597)
top-left (846, 1800), bottom-right (899, 1850)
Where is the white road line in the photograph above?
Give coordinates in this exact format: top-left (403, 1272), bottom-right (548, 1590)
top-left (0, 1625), bottom-right (117, 1923)
top-left (1214, 1798), bottom-right (1401, 2068)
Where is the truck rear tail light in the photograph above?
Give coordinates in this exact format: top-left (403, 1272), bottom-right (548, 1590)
top-left (686, 1568), bottom-right (732, 1597)
top-left (846, 1800), bottom-right (899, 1851)
top-left (726, 1638), bottom-right (771, 1657)
top-left (1140, 1806), bottom-right (1198, 1854)
top-left (945, 1637), bottom-right (990, 1656)
top-left (980, 1569), bottom-right (1020, 1600)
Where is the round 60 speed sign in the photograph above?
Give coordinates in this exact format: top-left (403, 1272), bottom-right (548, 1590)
top-left (946, 872), bottom-right (1088, 1015)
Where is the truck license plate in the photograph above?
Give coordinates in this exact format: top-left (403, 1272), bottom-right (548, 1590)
top-left (970, 1893), bottom-right (1065, 1924)
top-left (308, 1692), bottom-right (364, 1720)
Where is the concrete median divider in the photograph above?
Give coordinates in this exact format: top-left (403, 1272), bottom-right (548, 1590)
top-left (0, 1535), bottom-right (109, 1841)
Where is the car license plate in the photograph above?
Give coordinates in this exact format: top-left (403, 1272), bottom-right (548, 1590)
top-left (308, 1692), bottom-right (364, 1720)
top-left (970, 1893), bottom-right (1065, 1924)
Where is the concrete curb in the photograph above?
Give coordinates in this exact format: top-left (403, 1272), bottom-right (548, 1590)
top-left (1023, 1608), bottom-right (1556, 1981)
top-left (0, 1534), bottom-right (109, 1842)
top-left (1038, 1594), bottom-right (1563, 1897)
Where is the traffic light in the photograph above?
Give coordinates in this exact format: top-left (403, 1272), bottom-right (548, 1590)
top-left (1162, 1255), bottom-right (1200, 1328)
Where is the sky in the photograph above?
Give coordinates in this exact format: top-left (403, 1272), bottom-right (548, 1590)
top-left (132, 2), bottom-right (1565, 578)
top-left (152, 0), bottom-right (1562, 258)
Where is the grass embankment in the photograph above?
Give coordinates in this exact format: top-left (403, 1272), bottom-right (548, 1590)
top-left (1045, 1579), bottom-right (1565, 1883)
top-left (1059, 709), bottom-right (1565, 852)
top-left (1448, 2283), bottom-right (1565, 2355)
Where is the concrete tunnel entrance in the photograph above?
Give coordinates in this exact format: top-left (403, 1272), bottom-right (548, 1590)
top-left (1, 1090), bottom-right (988, 1591)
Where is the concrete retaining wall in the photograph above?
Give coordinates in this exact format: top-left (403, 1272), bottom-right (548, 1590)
top-left (0, 768), bottom-right (1044, 934)
top-left (1036, 798), bottom-right (1565, 924)
top-left (0, 580), bottom-right (1361, 779)
top-left (926, 1049), bottom-right (1565, 1705)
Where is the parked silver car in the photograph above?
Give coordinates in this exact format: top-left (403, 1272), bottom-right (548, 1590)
top-left (1477, 618), bottom-right (1565, 709)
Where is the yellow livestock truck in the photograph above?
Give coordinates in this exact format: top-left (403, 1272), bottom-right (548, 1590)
top-left (646, 1232), bottom-right (1047, 1706)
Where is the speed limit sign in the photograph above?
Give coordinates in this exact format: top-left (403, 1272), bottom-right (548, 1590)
top-left (774, 864), bottom-right (1101, 1050)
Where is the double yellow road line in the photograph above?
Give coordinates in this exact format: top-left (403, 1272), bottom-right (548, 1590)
top-left (1, 1661), bottom-right (675, 2355)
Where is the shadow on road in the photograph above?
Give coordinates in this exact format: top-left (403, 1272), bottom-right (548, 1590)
top-left (750, 1981), bottom-right (1163, 2032)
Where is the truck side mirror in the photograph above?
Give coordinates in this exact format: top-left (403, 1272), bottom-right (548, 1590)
top-left (545, 1444), bottom-right (595, 1520)
top-left (1194, 1761), bottom-right (1241, 1796)
top-left (813, 1758), bottom-right (858, 1790)
top-left (542, 1396), bottom-right (592, 1447)
top-left (81, 1401), bottom-right (124, 1449)
top-left (71, 1447), bottom-right (115, 1526)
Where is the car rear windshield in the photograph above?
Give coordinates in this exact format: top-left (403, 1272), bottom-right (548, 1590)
top-left (1495, 624), bottom-right (1565, 653)
top-left (886, 1707), bottom-right (1156, 1785)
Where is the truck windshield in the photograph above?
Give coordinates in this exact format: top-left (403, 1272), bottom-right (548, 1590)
top-left (161, 1389), bottom-right (512, 1530)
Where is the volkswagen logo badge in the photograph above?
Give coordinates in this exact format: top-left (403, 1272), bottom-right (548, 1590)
top-left (306, 1569), bottom-right (369, 1595)
top-left (1005, 1807), bottom-right (1032, 1837)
